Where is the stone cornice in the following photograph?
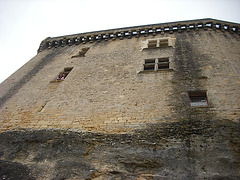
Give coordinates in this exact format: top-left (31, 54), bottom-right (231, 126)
top-left (38, 18), bottom-right (240, 53)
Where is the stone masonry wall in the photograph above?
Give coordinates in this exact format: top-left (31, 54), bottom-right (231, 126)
top-left (0, 19), bottom-right (240, 179)
top-left (0, 22), bottom-right (239, 134)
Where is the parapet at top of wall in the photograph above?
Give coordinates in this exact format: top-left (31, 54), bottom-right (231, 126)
top-left (38, 18), bottom-right (240, 53)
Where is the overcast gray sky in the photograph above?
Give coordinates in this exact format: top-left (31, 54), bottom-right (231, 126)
top-left (0, 0), bottom-right (239, 83)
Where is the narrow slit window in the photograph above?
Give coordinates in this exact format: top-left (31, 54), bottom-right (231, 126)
top-left (188, 91), bottom-right (208, 107)
top-left (38, 102), bottom-right (47, 112)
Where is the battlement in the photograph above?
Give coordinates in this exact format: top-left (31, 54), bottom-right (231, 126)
top-left (38, 18), bottom-right (240, 52)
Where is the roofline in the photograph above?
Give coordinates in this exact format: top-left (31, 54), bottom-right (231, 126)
top-left (53, 18), bottom-right (240, 38)
top-left (38, 18), bottom-right (240, 52)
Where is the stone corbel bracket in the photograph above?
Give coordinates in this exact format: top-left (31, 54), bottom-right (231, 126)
top-left (38, 18), bottom-right (240, 53)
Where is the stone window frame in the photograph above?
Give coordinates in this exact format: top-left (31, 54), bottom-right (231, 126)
top-left (140, 37), bottom-right (175, 51)
top-left (51, 67), bottom-right (73, 83)
top-left (157, 58), bottom-right (170, 69)
top-left (62, 67), bottom-right (73, 78)
top-left (143, 57), bottom-right (170, 72)
top-left (188, 91), bottom-right (209, 107)
top-left (143, 58), bottom-right (155, 71)
top-left (147, 38), bottom-right (169, 48)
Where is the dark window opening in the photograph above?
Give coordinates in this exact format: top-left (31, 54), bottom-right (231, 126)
top-left (38, 102), bottom-right (47, 112)
top-left (144, 59), bottom-right (155, 71)
top-left (56, 67), bottom-right (73, 81)
top-left (143, 58), bottom-right (170, 72)
top-left (188, 91), bottom-right (208, 107)
top-left (144, 64), bottom-right (155, 71)
top-left (145, 59), bottom-right (155, 64)
top-left (158, 58), bottom-right (169, 69)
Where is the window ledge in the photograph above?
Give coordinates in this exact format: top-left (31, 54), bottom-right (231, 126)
top-left (138, 69), bottom-right (174, 74)
top-left (50, 79), bottom-right (64, 83)
top-left (142, 46), bottom-right (172, 50)
top-left (190, 105), bottom-right (214, 108)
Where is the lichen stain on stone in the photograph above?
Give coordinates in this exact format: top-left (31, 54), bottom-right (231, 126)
top-left (0, 118), bottom-right (239, 179)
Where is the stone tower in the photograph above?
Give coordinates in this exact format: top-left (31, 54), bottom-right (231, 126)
top-left (0, 19), bottom-right (239, 179)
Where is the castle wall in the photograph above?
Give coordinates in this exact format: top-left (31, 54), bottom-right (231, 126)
top-left (0, 22), bottom-right (239, 133)
top-left (0, 19), bottom-right (240, 179)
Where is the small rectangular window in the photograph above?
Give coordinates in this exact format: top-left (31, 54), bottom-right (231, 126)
top-left (144, 64), bottom-right (155, 71)
top-left (63, 67), bottom-right (73, 77)
top-left (158, 58), bottom-right (169, 69)
top-left (148, 40), bottom-right (158, 48)
top-left (145, 38), bottom-right (170, 49)
top-left (56, 67), bottom-right (73, 81)
top-left (145, 59), bottom-right (155, 64)
top-left (188, 91), bottom-right (208, 107)
top-left (159, 39), bottom-right (168, 47)
top-left (144, 59), bottom-right (155, 71)
top-left (143, 58), bottom-right (170, 72)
